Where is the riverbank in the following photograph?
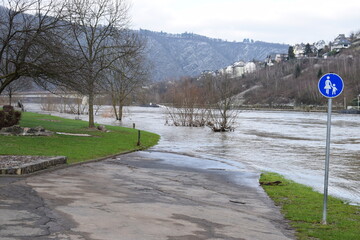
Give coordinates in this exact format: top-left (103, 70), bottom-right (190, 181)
top-left (237, 104), bottom-right (348, 113)
top-left (21, 104), bottom-right (360, 205)
top-left (0, 112), bottom-right (160, 164)
top-left (261, 173), bottom-right (360, 240)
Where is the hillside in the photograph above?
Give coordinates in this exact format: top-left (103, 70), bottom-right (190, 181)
top-left (230, 46), bottom-right (360, 108)
top-left (148, 43), bottom-right (360, 108)
top-left (139, 30), bottom-right (289, 81)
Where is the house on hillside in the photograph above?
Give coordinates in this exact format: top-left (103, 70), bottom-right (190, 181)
top-left (218, 66), bottom-right (233, 76)
top-left (217, 61), bottom-right (256, 78)
top-left (245, 62), bottom-right (256, 73)
top-left (314, 40), bottom-right (326, 52)
top-left (232, 61), bottom-right (246, 77)
top-left (265, 54), bottom-right (275, 66)
top-left (275, 53), bottom-right (288, 63)
top-left (201, 70), bottom-right (216, 77)
top-left (351, 34), bottom-right (360, 48)
top-left (314, 40), bottom-right (326, 51)
top-left (355, 32), bottom-right (360, 39)
top-left (331, 34), bottom-right (351, 51)
top-left (218, 61), bottom-right (246, 77)
top-left (312, 40), bottom-right (327, 57)
top-left (225, 65), bottom-right (235, 75)
top-left (294, 43), bottom-right (305, 58)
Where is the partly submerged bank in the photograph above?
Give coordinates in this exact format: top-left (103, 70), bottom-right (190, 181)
top-left (261, 172), bottom-right (360, 240)
top-left (22, 104), bottom-right (360, 206)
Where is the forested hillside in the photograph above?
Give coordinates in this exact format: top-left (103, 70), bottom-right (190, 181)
top-left (139, 30), bottom-right (288, 81)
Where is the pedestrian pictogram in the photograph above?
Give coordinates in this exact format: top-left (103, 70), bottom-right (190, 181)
top-left (318, 73), bottom-right (344, 98)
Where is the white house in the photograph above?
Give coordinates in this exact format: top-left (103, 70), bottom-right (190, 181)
top-left (232, 61), bottom-right (246, 77)
top-left (244, 62), bottom-right (256, 73)
top-left (294, 43), bottom-right (305, 57)
top-left (331, 34), bottom-right (351, 51)
top-left (314, 40), bottom-right (326, 51)
top-left (225, 65), bottom-right (234, 75)
top-left (217, 61), bottom-right (256, 78)
top-left (274, 54), bottom-right (288, 63)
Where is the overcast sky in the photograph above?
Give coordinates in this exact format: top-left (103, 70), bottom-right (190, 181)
top-left (129, 0), bottom-right (360, 45)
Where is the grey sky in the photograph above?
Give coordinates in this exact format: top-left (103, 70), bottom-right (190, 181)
top-left (129, 0), bottom-right (360, 45)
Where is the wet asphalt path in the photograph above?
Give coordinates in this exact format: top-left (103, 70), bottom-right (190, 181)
top-left (0, 151), bottom-right (295, 240)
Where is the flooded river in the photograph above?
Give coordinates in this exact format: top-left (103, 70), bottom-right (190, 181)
top-left (28, 105), bottom-right (360, 205)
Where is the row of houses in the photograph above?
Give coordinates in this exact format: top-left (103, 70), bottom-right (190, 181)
top-left (201, 33), bottom-right (358, 79)
top-left (219, 61), bottom-right (257, 77)
top-left (268, 33), bottom-right (358, 65)
top-left (201, 61), bottom-right (257, 79)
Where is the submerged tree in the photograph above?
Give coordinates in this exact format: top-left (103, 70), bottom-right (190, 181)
top-left (205, 73), bottom-right (239, 132)
top-left (104, 31), bottom-right (148, 121)
top-left (164, 73), bottom-right (240, 132)
top-left (165, 77), bottom-right (208, 127)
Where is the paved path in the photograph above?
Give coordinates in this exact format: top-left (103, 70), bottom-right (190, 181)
top-left (0, 151), bottom-right (295, 240)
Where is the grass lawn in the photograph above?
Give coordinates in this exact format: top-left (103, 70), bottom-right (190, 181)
top-left (0, 112), bottom-right (160, 164)
top-left (260, 172), bottom-right (360, 240)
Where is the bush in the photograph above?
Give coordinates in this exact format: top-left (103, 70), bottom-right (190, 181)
top-left (0, 105), bottom-right (22, 129)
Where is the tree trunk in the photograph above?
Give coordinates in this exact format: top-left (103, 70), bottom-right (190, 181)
top-left (9, 92), bottom-right (12, 106)
top-left (221, 108), bottom-right (228, 131)
top-left (118, 99), bottom-right (124, 121)
top-left (110, 91), bottom-right (119, 120)
top-left (88, 91), bottom-right (95, 128)
top-left (112, 98), bottom-right (119, 120)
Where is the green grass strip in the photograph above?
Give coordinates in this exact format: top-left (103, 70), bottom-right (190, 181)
top-left (260, 172), bottom-right (360, 240)
top-left (0, 112), bottom-right (160, 164)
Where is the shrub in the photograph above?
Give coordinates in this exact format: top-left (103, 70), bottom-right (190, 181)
top-left (0, 105), bottom-right (22, 129)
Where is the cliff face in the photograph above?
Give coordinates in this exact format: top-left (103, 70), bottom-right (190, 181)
top-left (139, 30), bottom-right (288, 81)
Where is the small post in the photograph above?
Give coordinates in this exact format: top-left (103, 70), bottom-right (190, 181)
top-left (137, 130), bottom-right (141, 146)
top-left (322, 98), bottom-right (332, 224)
top-left (133, 123), bottom-right (135, 129)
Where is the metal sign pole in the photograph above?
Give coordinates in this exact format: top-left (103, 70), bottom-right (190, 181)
top-left (318, 73), bottom-right (344, 225)
top-left (322, 98), bottom-right (332, 224)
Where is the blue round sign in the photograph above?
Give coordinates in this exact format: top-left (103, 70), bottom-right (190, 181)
top-left (318, 73), bottom-right (344, 98)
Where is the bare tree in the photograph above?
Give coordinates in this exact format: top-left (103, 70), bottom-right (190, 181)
top-left (205, 73), bottom-right (239, 132)
top-left (61, 0), bottom-right (131, 128)
top-left (0, 0), bottom-right (66, 94)
top-left (161, 74), bottom-right (239, 131)
top-left (3, 77), bottom-right (32, 105)
top-left (104, 31), bottom-right (148, 121)
top-left (165, 78), bottom-right (209, 127)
